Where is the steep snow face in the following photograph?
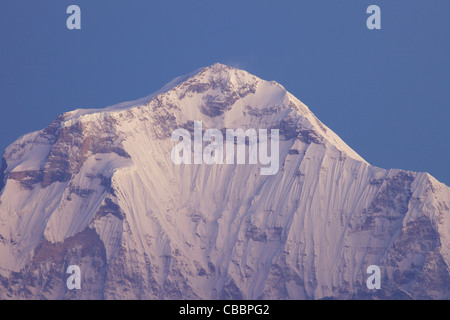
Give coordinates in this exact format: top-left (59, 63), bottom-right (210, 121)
top-left (0, 63), bottom-right (449, 299)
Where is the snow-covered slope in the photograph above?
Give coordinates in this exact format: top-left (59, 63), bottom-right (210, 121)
top-left (0, 63), bottom-right (449, 299)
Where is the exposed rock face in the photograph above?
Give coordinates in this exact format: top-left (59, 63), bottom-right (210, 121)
top-left (0, 228), bottom-right (107, 299)
top-left (0, 63), bottom-right (449, 300)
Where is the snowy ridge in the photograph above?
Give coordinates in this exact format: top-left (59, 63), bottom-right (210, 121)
top-left (0, 63), bottom-right (449, 299)
top-left (62, 66), bottom-right (204, 124)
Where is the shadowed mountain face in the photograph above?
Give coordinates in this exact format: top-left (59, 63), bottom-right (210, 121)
top-left (0, 63), bottom-right (449, 299)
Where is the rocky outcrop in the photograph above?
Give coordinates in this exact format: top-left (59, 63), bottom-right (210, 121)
top-left (0, 228), bottom-right (107, 300)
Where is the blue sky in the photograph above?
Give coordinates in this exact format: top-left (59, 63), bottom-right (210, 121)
top-left (0, 0), bottom-right (449, 184)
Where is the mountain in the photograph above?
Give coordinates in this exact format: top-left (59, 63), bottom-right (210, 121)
top-left (0, 63), bottom-right (449, 299)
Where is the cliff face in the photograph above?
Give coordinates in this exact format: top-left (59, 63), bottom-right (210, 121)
top-left (0, 64), bottom-right (449, 299)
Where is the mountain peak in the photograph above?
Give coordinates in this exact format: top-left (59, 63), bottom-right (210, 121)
top-left (204, 62), bottom-right (234, 71)
top-left (201, 62), bottom-right (244, 74)
top-left (190, 62), bottom-right (264, 89)
top-left (1, 64), bottom-right (450, 300)
top-left (12, 63), bottom-right (367, 166)
top-left (60, 63), bottom-right (249, 122)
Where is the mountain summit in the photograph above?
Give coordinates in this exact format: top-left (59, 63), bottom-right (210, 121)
top-left (0, 63), bottom-right (449, 299)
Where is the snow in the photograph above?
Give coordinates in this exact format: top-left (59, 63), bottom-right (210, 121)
top-left (0, 63), bottom-right (449, 299)
top-left (61, 67), bottom-right (204, 125)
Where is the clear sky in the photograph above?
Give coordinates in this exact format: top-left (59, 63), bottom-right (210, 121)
top-left (0, 0), bottom-right (449, 185)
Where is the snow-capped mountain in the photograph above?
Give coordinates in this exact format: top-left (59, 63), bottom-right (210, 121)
top-left (0, 63), bottom-right (449, 299)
